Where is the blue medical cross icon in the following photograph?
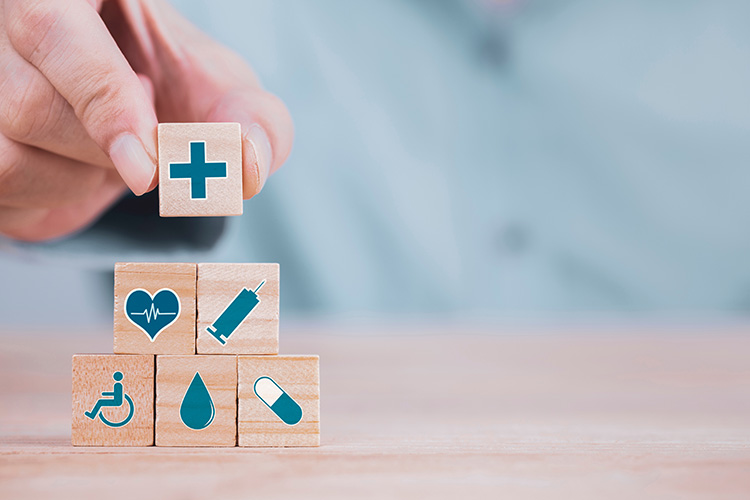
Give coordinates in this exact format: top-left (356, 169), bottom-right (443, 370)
top-left (168, 141), bottom-right (227, 199)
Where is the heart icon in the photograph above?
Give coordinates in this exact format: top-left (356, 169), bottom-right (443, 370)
top-left (124, 288), bottom-right (181, 341)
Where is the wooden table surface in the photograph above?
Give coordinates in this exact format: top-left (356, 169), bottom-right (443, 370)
top-left (0, 325), bottom-right (748, 499)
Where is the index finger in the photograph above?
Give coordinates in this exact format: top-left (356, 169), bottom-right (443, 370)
top-left (5, 0), bottom-right (158, 195)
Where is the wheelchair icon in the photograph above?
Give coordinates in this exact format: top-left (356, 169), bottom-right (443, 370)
top-left (84, 371), bottom-right (135, 428)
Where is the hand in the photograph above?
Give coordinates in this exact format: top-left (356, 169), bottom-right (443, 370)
top-left (0, 0), bottom-right (293, 241)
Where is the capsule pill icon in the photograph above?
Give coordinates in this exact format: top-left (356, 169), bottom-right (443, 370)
top-left (253, 376), bottom-right (303, 426)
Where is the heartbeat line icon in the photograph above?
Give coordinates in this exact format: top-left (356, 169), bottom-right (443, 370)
top-left (124, 288), bottom-right (181, 341)
top-left (130, 303), bottom-right (177, 323)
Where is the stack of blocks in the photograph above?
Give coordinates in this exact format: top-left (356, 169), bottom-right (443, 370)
top-left (72, 123), bottom-right (318, 447)
top-left (71, 264), bottom-right (320, 447)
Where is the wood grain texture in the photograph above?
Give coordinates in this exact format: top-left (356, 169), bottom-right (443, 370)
top-left (155, 355), bottom-right (237, 447)
top-left (113, 262), bottom-right (196, 355)
top-left (238, 355), bottom-right (320, 447)
top-left (4, 327), bottom-right (750, 498)
top-left (158, 122), bottom-right (243, 217)
top-left (196, 263), bottom-right (279, 355)
top-left (71, 354), bottom-right (154, 446)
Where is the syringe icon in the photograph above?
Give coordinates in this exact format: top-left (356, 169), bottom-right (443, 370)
top-left (206, 280), bottom-right (265, 345)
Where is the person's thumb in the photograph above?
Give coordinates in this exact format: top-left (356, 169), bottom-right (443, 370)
top-left (206, 89), bottom-right (294, 199)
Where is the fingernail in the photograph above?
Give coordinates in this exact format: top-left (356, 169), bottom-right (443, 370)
top-left (246, 124), bottom-right (273, 190)
top-left (109, 133), bottom-right (156, 196)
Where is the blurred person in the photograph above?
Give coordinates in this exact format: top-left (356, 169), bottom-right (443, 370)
top-left (1, 0), bottom-right (749, 319)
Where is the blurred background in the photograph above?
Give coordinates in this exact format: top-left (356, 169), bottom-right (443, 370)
top-left (2, 0), bottom-right (750, 329)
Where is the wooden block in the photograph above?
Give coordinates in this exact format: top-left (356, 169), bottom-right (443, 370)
top-left (196, 263), bottom-right (279, 355)
top-left (72, 354), bottom-right (154, 446)
top-left (238, 355), bottom-right (319, 447)
top-left (155, 355), bottom-right (237, 447)
top-left (114, 262), bottom-right (196, 355)
top-left (158, 122), bottom-right (243, 217)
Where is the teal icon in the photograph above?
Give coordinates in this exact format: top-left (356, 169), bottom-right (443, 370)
top-left (125, 288), bottom-right (181, 341)
top-left (207, 281), bottom-right (265, 345)
top-left (253, 376), bottom-right (303, 426)
top-left (179, 372), bottom-right (215, 430)
top-left (169, 141), bottom-right (227, 199)
top-left (84, 371), bottom-right (134, 428)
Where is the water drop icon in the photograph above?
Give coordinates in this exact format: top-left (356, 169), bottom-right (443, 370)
top-left (179, 372), bottom-right (215, 430)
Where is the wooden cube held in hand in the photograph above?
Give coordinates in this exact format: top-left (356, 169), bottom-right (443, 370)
top-left (158, 122), bottom-right (243, 217)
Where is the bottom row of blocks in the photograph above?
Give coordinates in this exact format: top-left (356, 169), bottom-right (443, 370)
top-left (71, 354), bottom-right (319, 447)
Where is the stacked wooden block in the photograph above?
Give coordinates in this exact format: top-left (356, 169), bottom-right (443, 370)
top-left (72, 262), bottom-right (320, 447)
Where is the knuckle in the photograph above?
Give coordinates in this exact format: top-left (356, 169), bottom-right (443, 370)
top-left (260, 91), bottom-right (292, 125)
top-left (0, 72), bottom-right (58, 144)
top-left (265, 92), bottom-right (288, 114)
top-left (0, 208), bottom-right (50, 242)
top-left (262, 92), bottom-right (294, 155)
top-left (266, 92), bottom-right (294, 133)
top-left (72, 69), bottom-right (129, 136)
top-left (0, 137), bottom-right (22, 199)
top-left (6, 2), bottom-right (62, 60)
